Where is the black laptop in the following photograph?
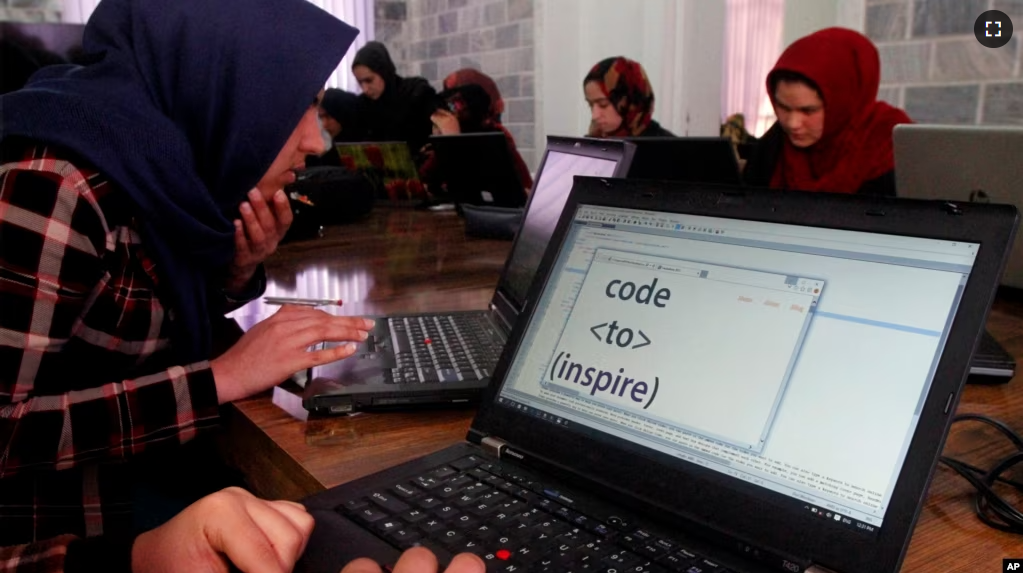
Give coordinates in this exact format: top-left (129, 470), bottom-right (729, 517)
top-left (625, 137), bottom-right (743, 185)
top-left (298, 178), bottom-right (1017, 573)
top-left (303, 137), bottom-right (636, 414)
top-left (430, 132), bottom-right (529, 208)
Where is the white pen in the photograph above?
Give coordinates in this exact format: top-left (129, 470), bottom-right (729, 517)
top-left (263, 297), bottom-right (343, 307)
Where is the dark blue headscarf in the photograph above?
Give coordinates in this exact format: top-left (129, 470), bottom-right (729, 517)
top-left (1, 0), bottom-right (358, 363)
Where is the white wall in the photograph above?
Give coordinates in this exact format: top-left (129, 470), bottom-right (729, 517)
top-left (535, 0), bottom-right (726, 151)
top-left (782, 0), bottom-right (865, 48)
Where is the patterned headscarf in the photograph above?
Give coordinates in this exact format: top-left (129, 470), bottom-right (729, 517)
top-left (584, 57), bottom-right (655, 137)
top-left (443, 68), bottom-right (504, 123)
top-left (438, 84), bottom-right (493, 133)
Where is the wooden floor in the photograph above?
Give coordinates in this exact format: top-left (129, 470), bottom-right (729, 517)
top-left (225, 206), bottom-right (1023, 572)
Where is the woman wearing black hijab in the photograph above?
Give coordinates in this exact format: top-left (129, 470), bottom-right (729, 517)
top-left (352, 41), bottom-right (437, 153)
top-left (319, 87), bottom-right (366, 143)
top-left (0, 0), bottom-right (374, 551)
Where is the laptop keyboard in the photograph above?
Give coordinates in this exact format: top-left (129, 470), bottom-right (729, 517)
top-left (338, 455), bottom-right (739, 573)
top-left (385, 314), bottom-right (503, 384)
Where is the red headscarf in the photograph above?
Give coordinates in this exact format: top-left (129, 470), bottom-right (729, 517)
top-left (584, 57), bottom-right (655, 137)
top-left (767, 28), bottom-right (911, 194)
top-left (443, 68), bottom-right (504, 123)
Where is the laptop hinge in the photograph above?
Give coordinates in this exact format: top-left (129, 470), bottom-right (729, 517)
top-left (481, 436), bottom-right (508, 458)
top-left (806, 566), bottom-right (840, 573)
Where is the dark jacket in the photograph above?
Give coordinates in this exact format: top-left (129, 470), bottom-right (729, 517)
top-left (743, 123), bottom-right (896, 197)
top-left (636, 120), bottom-right (675, 138)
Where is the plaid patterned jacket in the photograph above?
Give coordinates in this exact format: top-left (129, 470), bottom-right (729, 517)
top-left (0, 138), bottom-right (255, 567)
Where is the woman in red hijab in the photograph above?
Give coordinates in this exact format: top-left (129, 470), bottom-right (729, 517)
top-left (583, 57), bottom-right (673, 138)
top-left (744, 28), bottom-right (912, 196)
top-left (443, 68), bottom-right (505, 123)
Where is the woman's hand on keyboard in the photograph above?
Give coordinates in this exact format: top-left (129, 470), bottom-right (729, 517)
top-left (341, 547), bottom-right (484, 573)
top-left (210, 304), bottom-right (375, 403)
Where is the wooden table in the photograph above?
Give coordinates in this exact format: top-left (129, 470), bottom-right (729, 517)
top-left (221, 206), bottom-right (1023, 572)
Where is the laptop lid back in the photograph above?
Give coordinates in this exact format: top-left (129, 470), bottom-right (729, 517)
top-left (472, 178), bottom-right (1017, 573)
top-left (625, 137), bottom-right (743, 186)
top-left (335, 141), bottom-right (420, 198)
top-left (894, 123), bottom-right (1023, 288)
top-left (489, 136), bottom-right (636, 329)
top-left (429, 132), bottom-right (528, 208)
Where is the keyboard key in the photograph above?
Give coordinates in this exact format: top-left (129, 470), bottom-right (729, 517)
top-left (447, 475), bottom-right (475, 489)
top-left (450, 538), bottom-right (486, 556)
top-left (461, 483), bottom-right (492, 498)
top-left (388, 528), bottom-right (422, 548)
top-left (373, 519), bottom-right (403, 535)
top-left (391, 483), bottom-right (422, 499)
top-left (339, 499), bottom-right (368, 513)
top-left (659, 552), bottom-right (693, 571)
top-left (437, 529), bottom-right (465, 547)
top-left (434, 505), bottom-right (459, 519)
top-left (557, 528), bottom-right (596, 548)
top-left (438, 484), bottom-right (466, 499)
top-left (429, 466), bottom-right (458, 479)
top-left (604, 550), bottom-right (644, 569)
top-left (417, 496), bottom-right (443, 509)
top-left (537, 519), bottom-right (571, 537)
top-left (400, 508), bottom-right (428, 523)
top-left (369, 492), bottom-right (409, 513)
top-left (352, 506), bottom-right (388, 523)
top-left (451, 455), bottom-right (484, 470)
top-left (420, 518), bottom-right (446, 533)
top-left (413, 476), bottom-right (444, 490)
top-left (452, 514), bottom-right (482, 530)
top-left (698, 558), bottom-right (724, 571)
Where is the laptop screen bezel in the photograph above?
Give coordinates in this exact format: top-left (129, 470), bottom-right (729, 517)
top-left (490, 136), bottom-right (636, 326)
top-left (470, 177), bottom-right (1017, 573)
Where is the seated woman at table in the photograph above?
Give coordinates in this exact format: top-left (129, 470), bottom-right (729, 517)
top-left (421, 83), bottom-right (533, 195)
top-left (583, 56), bottom-right (674, 138)
top-left (352, 41), bottom-right (437, 154)
top-left (0, 0), bottom-right (373, 550)
top-left (743, 28), bottom-right (912, 196)
top-left (442, 68), bottom-right (506, 123)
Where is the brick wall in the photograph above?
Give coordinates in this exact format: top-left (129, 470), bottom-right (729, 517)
top-left (375, 0), bottom-right (537, 168)
top-left (867, 0), bottom-right (1023, 125)
top-left (0, 0), bottom-right (61, 22)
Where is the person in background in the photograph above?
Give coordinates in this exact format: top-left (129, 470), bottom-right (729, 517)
top-left (425, 83), bottom-right (533, 193)
top-left (309, 87), bottom-right (365, 168)
top-left (0, 487), bottom-right (486, 573)
top-left (319, 87), bottom-right (366, 143)
top-left (0, 0), bottom-right (372, 552)
top-left (352, 41), bottom-right (437, 153)
top-left (743, 28), bottom-right (912, 196)
top-left (442, 68), bottom-right (505, 123)
top-left (583, 56), bottom-right (673, 138)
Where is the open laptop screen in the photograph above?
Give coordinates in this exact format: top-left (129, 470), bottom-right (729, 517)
top-left (501, 151), bottom-right (620, 306)
top-left (498, 204), bottom-right (978, 533)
